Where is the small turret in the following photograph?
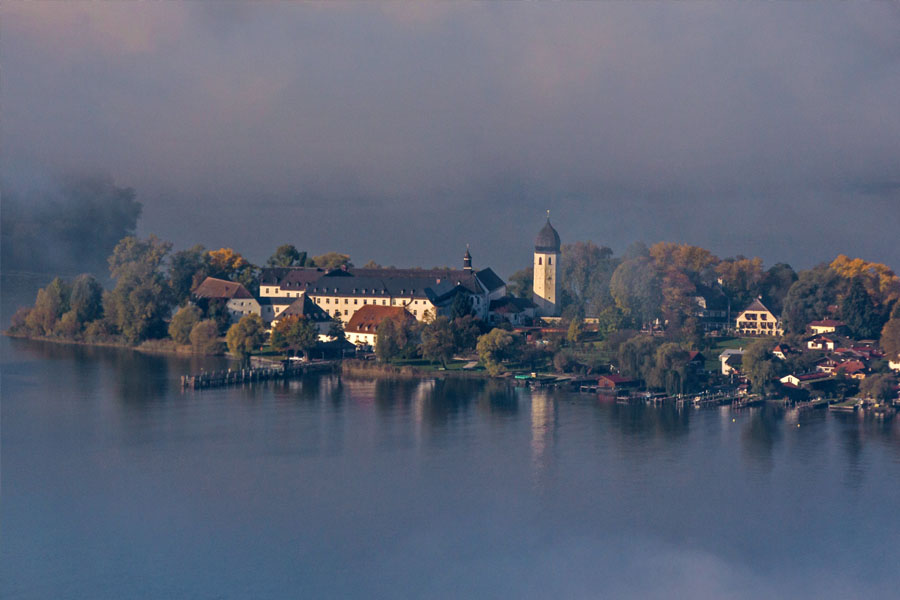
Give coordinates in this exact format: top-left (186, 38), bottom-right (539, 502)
top-left (463, 245), bottom-right (473, 271)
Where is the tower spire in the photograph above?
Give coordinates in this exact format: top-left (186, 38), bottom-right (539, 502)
top-left (463, 244), bottom-right (473, 271)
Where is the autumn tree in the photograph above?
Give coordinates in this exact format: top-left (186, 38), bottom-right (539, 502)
top-left (270, 315), bottom-right (319, 357)
top-left (25, 277), bottom-right (71, 335)
top-left (169, 305), bottom-right (202, 345)
top-left (830, 255), bottom-right (900, 306)
top-left (310, 252), bottom-right (352, 270)
top-left (616, 335), bottom-right (659, 381)
top-left (716, 257), bottom-right (765, 311)
top-left (207, 247), bottom-right (257, 293)
top-left (226, 314), bottom-right (267, 363)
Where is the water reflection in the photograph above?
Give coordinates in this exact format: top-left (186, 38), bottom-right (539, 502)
top-left (741, 406), bottom-right (784, 472)
top-left (531, 392), bottom-right (556, 472)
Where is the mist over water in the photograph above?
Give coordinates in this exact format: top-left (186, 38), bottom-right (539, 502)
top-left (2, 336), bottom-right (899, 599)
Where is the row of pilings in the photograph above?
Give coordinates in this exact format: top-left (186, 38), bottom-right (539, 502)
top-left (181, 361), bottom-right (338, 390)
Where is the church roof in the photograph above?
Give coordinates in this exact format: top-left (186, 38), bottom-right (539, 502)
top-left (535, 219), bottom-right (561, 252)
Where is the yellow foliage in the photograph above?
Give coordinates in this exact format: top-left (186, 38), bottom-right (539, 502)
top-left (208, 248), bottom-right (249, 273)
top-left (830, 254), bottom-right (900, 303)
top-left (649, 242), bottom-right (718, 273)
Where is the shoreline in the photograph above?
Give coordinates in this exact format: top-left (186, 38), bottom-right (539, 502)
top-left (2, 330), bottom-right (221, 358)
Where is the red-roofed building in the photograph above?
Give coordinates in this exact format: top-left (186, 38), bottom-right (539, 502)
top-left (193, 277), bottom-right (260, 323)
top-left (597, 374), bottom-right (640, 390)
top-left (345, 305), bottom-right (415, 347)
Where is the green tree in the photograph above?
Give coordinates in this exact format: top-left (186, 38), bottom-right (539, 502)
top-left (226, 314), bottom-right (267, 363)
top-left (782, 265), bottom-right (841, 334)
top-left (452, 315), bottom-right (482, 352)
top-left (207, 247), bottom-right (258, 294)
top-left (190, 319), bottom-right (221, 354)
top-left (421, 316), bottom-right (457, 367)
top-left (310, 252), bottom-right (351, 270)
top-left (168, 244), bottom-right (209, 306)
top-left (449, 293), bottom-right (473, 320)
top-left (609, 257), bottom-right (662, 327)
top-left (567, 317), bottom-right (584, 345)
top-left (476, 328), bottom-right (518, 376)
top-left (761, 263), bottom-right (797, 315)
top-left (270, 315), bottom-right (319, 357)
top-left (841, 278), bottom-right (882, 339)
top-left (647, 342), bottom-right (692, 395)
top-left (507, 267), bottom-right (533, 299)
top-left (266, 244), bottom-right (308, 268)
top-left (375, 315), bottom-right (418, 362)
top-left (616, 335), bottom-right (659, 380)
top-left (169, 305), bottom-right (202, 345)
top-left (54, 310), bottom-right (81, 338)
top-left (328, 316), bottom-right (346, 342)
top-left (715, 257), bottom-right (765, 311)
top-left (559, 241), bottom-right (618, 316)
top-left (880, 318), bottom-right (900, 364)
top-left (859, 374), bottom-right (897, 402)
top-left (742, 339), bottom-right (785, 394)
top-left (104, 235), bottom-right (173, 344)
top-left (69, 273), bottom-right (104, 324)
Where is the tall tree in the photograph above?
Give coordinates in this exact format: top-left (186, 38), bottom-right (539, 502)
top-left (270, 315), bottom-right (319, 357)
top-left (609, 257), bottom-right (662, 327)
top-left (226, 314), bottom-right (267, 363)
top-left (25, 277), bottom-right (71, 335)
top-left (266, 244), bottom-right (308, 268)
top-left (310, 252), bottom-right (352, 270)
top-left (104, 235), bottom-right (173, 344)
top-left (169, 305), bottom-right (202, 345)
top-left (507, 267), bottom-right (534, 299)
top-left (559, 241), bottom-right (618, 315)
top-left (476, 328), bottom-right (518, 376)
top-left (761, 263), bottom-right (797, 315)
top-left (880, 318), bottom-right (900, 363)
top-left (69, 274), bottom-right (104, 324)
top-left (421, 316), bottom-right (457, 367)
top-left (841, 278), bottom-right (883, 339)
top-left (716, 257), bottom-right (765, 311)
top-left (781, 265), bottom-right (841, 334)
top-left (742, 339), bottom-right (785, 394)
top-left (168, 244), bottom-right (209, 306)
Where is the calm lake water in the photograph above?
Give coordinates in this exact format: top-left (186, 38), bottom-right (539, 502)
top-left (2, 335), bottom-right (899, 599)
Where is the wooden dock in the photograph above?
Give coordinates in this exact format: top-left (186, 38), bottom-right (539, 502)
top-left (181, 360), bottom-right (337, 390)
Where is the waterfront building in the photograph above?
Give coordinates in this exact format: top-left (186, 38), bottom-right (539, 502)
top-left (344, 305), bottom-right (415, 348)
top-left (532, 214), bottom-right (561, 317)
top-left (734, 298), bottom-right (782, 336)
top-left (192, 277), bottom-right (260, 322)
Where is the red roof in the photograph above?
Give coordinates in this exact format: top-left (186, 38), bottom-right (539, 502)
top-left (597, 374), bottom-right (637, 387)
top-left (345, 305), bottom-right (415, 334)
top-left (193, 277), bottom-right (254, 299)
top-left (809, 319), bottom-right (844, 327)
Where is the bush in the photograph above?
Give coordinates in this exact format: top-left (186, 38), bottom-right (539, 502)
top-left (169, 305), bottom-right (202, 345)
top-left (553, 349), bottom-right (578, 373)
top-left (84, 319), bottom-right (115, 343)
top-left (54, 310), bottom-right (81, 339)
top-left (190, 319), bottom-right (222, 355)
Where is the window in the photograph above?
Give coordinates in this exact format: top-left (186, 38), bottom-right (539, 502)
top-left (344, 310), bottom-right (348, 316)
top-left (382, 300), bottom-right (386, 305)
top-left (326, 298), bottom-right (330, 304)
top-left (538, 257), bottom-right (542, 265)
top-left (414, 310), bottom-right (418, 316)
top-left (344, 298), bottom-right (348, 304)
top-left (548, 257), bottom-right (552, 265)
top-left (363, 299), bottom-right (368, 304)
top-left (354, 299), bottom-right (358, 305)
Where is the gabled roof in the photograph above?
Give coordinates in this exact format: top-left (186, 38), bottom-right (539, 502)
top-left (809, 319), bottom-right (844, 328)
top-left (277, 296), bottom-right (332, 322)
top-left (475, 268), bottom-right (505, 292)
top-left (345, 305), bottom-right (415, 334)
top-left (738, 298), bottom-right (773, 314)
top-left (193, 277), bottom-right (254, 300)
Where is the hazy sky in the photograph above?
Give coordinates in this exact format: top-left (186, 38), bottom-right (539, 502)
top-left (3, 2), bottom-right (899, 277)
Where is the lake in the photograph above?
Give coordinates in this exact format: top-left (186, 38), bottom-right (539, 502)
top-left (2, 335), bottom-right (899, 599)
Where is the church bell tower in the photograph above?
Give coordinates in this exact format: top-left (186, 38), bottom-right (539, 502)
top-left (533, 212), bottom-right (560, 317)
